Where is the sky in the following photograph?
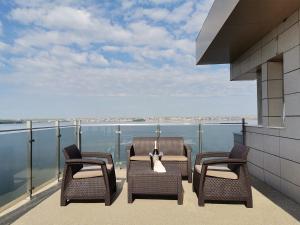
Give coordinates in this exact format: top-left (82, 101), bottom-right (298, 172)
top-left (0, 0), bottom-right (257, 119)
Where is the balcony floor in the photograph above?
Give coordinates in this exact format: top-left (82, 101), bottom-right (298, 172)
top-left (10, 169), bottom-right (300, 225)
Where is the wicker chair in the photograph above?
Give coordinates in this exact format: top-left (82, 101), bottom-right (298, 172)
top-left (193, 144), bottom-right (253, 208)
top-left (60, 144), bottom-right (117, 206)
top-left (127, 137), bottom-right (192, 182)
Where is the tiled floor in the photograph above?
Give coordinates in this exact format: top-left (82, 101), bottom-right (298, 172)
top-left (10, 169), bottom-right (300, 225)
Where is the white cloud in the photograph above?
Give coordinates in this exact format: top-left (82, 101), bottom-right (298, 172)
top-left (0, 41), bottom-right (9, 51)
top-left (128, 21), bottom-right (172, 46)
top-left (10, 6), bottom-right (96, 31)
top-left (131, 2), bottom-right (194, 24)
top-left (1, 0), bottom-right (256, 102)
top-left (102, 45), bottom-right (120, 52)
top-left (0, 21), bottom-right (3, 35)
top-left (134, 8), bottom-right (169, 21)
top-left (43, 6), bottom-right (94, 29)
top-left (167, 1), bottom-right (194, 23)
top-left (148, 0), bottom-right (178, 5)
top-left (182, 0), bottom-right (214, 34)
top-left (88, 53), bottom-right (109, 66)
top-left (121, 0), bottom-right (135, 10)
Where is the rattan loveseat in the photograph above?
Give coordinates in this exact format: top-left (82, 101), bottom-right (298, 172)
top-left (61, 145), bottom-right (117, 206)
top-left (127, 137), bottom-right (192, 182)
top-left (193, 144), bottom-right (253, 207)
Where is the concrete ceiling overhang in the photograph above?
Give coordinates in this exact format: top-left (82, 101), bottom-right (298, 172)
top-left (196, 0), bottom-right (300, 65)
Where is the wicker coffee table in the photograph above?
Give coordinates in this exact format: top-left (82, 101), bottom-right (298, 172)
top-left (128, 163), bottom-right (183, 205)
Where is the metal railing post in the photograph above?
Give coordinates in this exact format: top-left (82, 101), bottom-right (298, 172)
top-left (115, 125), bottom-right (121, 168)
top-left (73, 120), bottom-right (77, 147)
top-left (198, 122), bottom-right (203, 153)
top-left (155, 123), bottom-right (161, 139)
top-left (242, 118), bottom-right (246, 145)
top-left (75, 120), bottom-right (82, 151)
top-left (26, 121), bottom-right (34, 199)
top-left (55, 121), bottom-right (61, 181)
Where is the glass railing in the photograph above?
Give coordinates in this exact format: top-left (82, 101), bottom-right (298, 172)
top-left (0, 131), bottom-right (28, 209)
top-left (0, 120), bottom-right (244, 209)
top-left (0, 122), bottom-right (77, 209)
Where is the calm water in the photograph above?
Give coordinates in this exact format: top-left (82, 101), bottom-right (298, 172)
top-left (0, 123), bottom-right (242, 207)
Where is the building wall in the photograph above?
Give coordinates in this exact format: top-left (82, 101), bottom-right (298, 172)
top-left (231, 9), bottom-right (300, 204)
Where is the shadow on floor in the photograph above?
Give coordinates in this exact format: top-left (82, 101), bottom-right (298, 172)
top-left (67, 178), bottom-right (126, 205)
top-left (250, 176), bottom-right (300, 222)
top-left (0, 182), bottom-right (61, 225)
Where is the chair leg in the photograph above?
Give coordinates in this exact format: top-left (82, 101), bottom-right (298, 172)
top-left (188, 175), bottom-right (192, 183)
top-left (105, 196), bottom-right (112, 206)
top-left (198, 196), bottom-right (205, 207)
top-left (60, 197), bottom-right (67, 206)
top-left (177, 192), bottom-right (183, 205)
top-left (245, 199), bottom-right (253, 208)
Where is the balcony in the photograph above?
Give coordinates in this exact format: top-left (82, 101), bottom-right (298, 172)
top-left (0, 121), bottom-right (300, 224)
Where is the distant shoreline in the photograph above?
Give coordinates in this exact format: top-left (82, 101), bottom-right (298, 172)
top-left (0, 116), bottom-right (257, 124)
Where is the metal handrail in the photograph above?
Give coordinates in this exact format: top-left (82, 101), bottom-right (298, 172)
top-left (80, 122), bottom-right (245, 126)
top-left (0, 125), bottom-right (76, 133)
top-left (0, 123), bottom-right (244, 133)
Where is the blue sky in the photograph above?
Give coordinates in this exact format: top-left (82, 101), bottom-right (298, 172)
top-left (0, 0), bottom-right (257, 119)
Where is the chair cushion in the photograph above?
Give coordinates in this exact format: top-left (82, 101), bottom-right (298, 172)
top-left (161, 155), bottom-right (187, 161)
top-left (73, 164), bottom-right (113, 179)
top-left (133, 137), bottom-right (156, 155)
top-left (159, 137), bottom-right (184, 155)
top-left (130, 156), bottom-right (150, 161)
top-left (195, 164), bottom-right (238, 180)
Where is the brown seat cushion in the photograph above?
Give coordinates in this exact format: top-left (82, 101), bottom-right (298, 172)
top-left (130, 156), bottom-right (150, 161)
top-left (161, 155), bottom-right (187, 161)
top-left (130, 155), bottom-right (187, 161)
top-left (73, 164), bottom-right (113, 179)
top-left (159, 137), bottom-right (184, 155)
top-left (195, 164), bottom-right (238, 180)
top-left (133, 137), bottom-right (156, 155)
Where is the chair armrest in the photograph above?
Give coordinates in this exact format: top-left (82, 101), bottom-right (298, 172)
top-left (195, 152), bottom-right (230, 165)
top-left (184, 144), bottom-right (192, 156)
top-left (184, 144), bottom-right (192, 182)
top-left (81, 152), bottom-right (113, 164)
top-left (185, 145), bottom-right (192, 164)
top-left (200, 159), bottom-right (246, 179)
top-left (126, 145), bottom-right (134, 159)
top-left (202, 158), bottom-right (247, 166)
top-left (65, 159), bottom-right (106, 166)
top-left (65, 159), bottom-right (110, 181)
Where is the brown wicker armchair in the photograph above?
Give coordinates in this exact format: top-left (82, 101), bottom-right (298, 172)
top-left (193, 144), bottom-right (253, 208)
top-left (127, 137), bottom-right (192, 182)
top-left (60, 145), bottom-right (117, 206)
